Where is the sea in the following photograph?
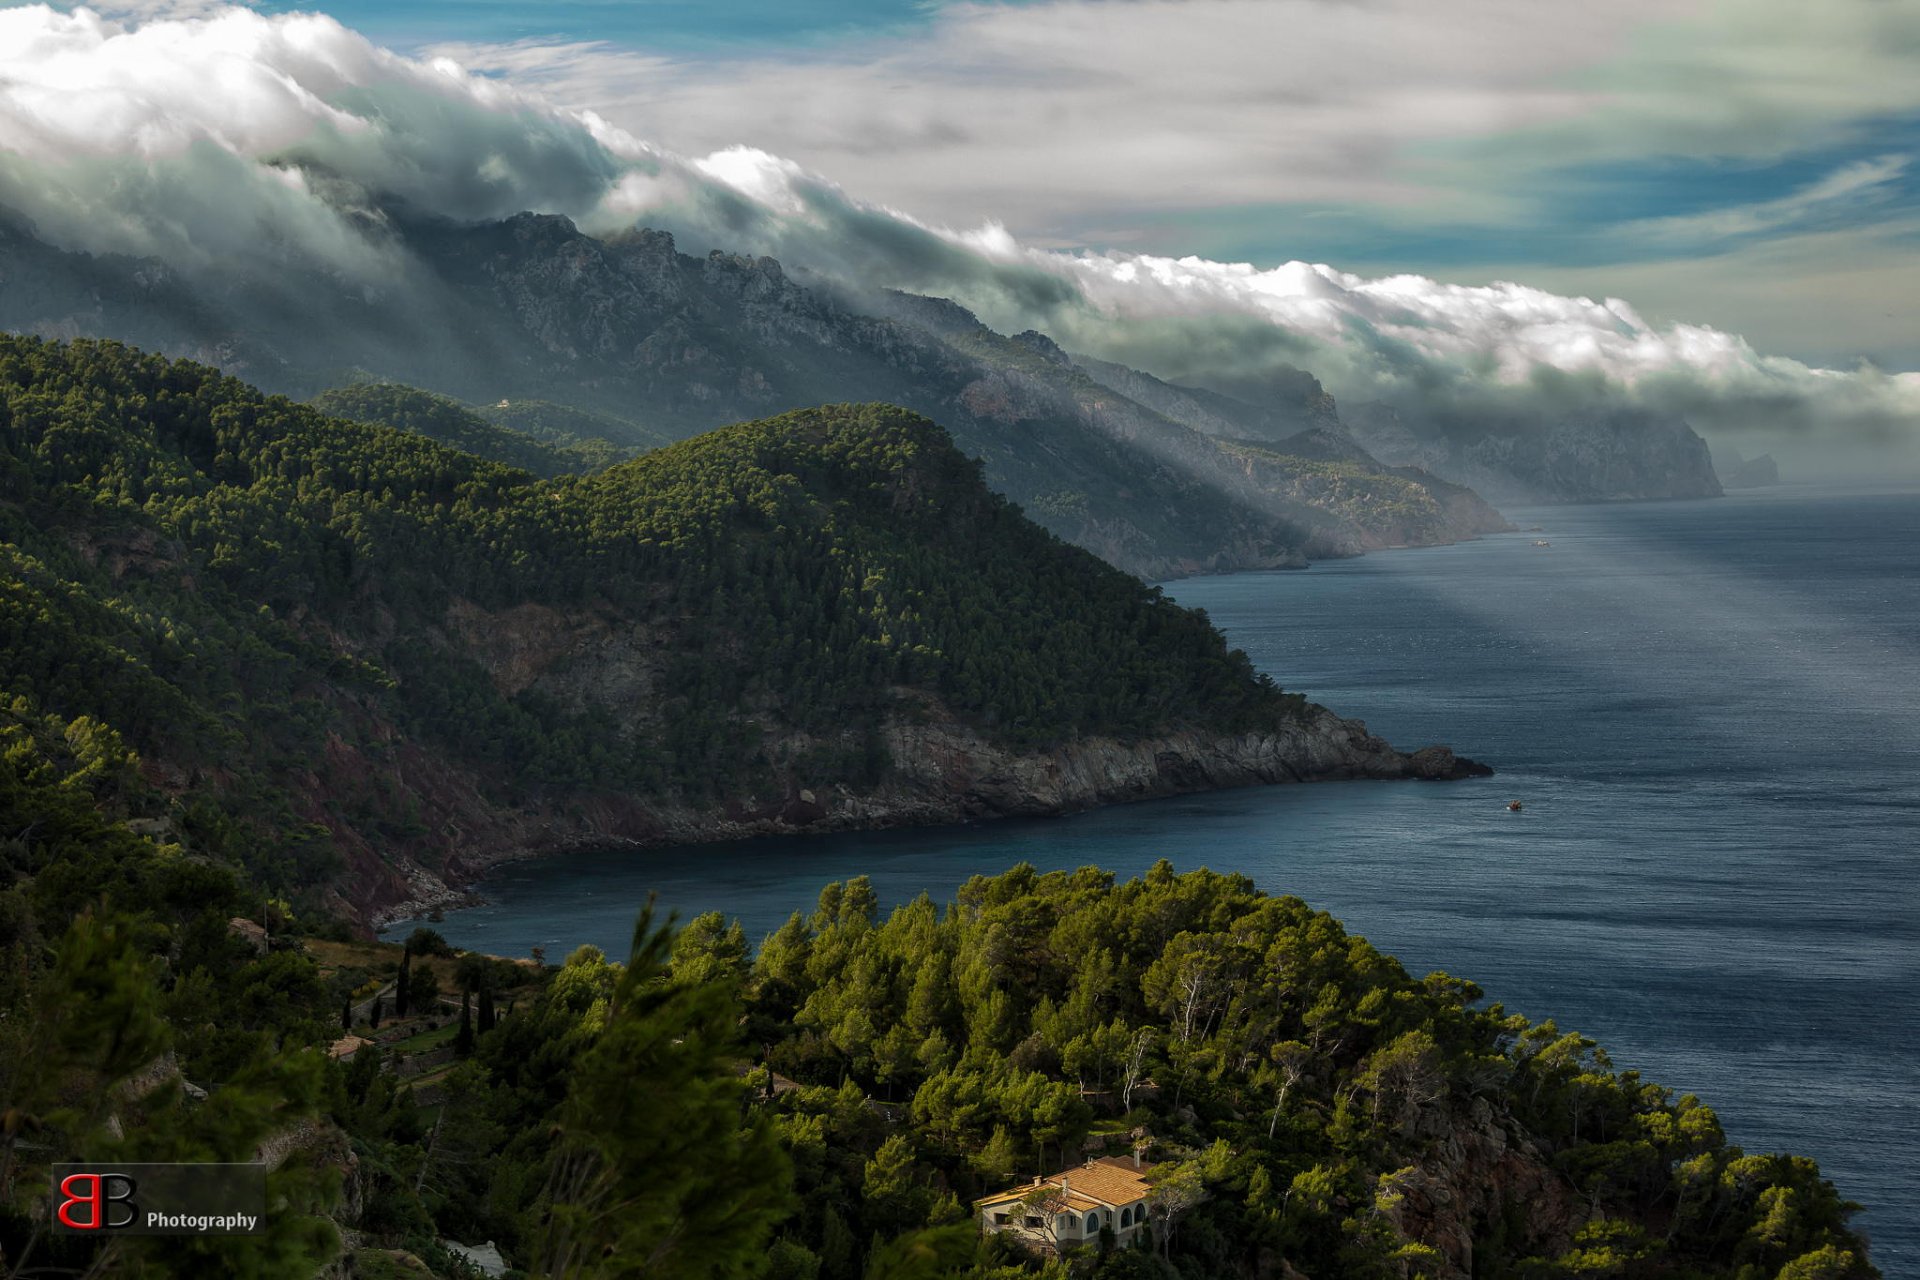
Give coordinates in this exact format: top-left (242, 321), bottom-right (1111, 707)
top-left (435, 484), bottom-right (1920, 1272)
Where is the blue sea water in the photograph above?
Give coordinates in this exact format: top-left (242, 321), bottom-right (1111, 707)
top-left (436, 485), bottom-right (1920, 1271)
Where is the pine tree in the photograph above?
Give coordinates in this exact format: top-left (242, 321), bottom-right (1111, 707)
top-left (535, 899), bottom-right (793, 1278)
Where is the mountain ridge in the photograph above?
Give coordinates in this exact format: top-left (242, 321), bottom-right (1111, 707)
top-left (0, 212), bottom-right (1510, 577)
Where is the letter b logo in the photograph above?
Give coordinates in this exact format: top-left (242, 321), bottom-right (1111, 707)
top-left (56, 1172), bottom-right (137, 1230)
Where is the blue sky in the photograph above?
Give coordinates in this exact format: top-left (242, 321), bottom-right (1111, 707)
top-left (255, 0), bottom-right (955, 54)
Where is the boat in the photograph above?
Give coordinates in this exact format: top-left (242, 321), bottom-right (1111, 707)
top-left (1507, 800), bottom-right (1523, 811)
top-left (1532, 539), bottom-right (1551, 547)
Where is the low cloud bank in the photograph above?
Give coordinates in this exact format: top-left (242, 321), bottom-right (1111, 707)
top-left (1, 5), bottom-right (1914, 475)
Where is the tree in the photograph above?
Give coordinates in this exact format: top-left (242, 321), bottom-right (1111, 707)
top-left (396, 950), bottom-right (413, 1018)
top-left (1265, 1040), bottom-right (1313, 1138)
top-left (535, 900), bottom-right (793, 1277)
top-left (453, 951), bottom-right (490, 992)
top-left (407, 963), bottom-right (440, 1019)
top-left (454, 990), bottom-right (474, 1056)
top-left (1145, 1162), bottom-right (1206, 1258)
top-left (1120, 1027), bottom-right (1154, 1113)
top-left (405, 927), bottom-right (453, 957)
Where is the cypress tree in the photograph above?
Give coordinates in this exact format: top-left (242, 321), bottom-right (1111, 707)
top-left (478, 986), bottom-right (496, 1034)
top-left (396, 952), bottom-right (412, 1018)
top-left (369, 993), bottom-right (383, 1028)
top-left (454, 991), bottom-right (474, 1057)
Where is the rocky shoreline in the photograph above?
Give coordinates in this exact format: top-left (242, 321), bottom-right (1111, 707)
top-left (369, 705), bottom-right (1491, 931)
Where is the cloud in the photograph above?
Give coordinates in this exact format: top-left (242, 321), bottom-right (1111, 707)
top-left (1623, 155), bottom-right (1911, 247)
top-left (0, 4), bottom-right (642, 273)
top-left (0, 3), bottom-right (1915, 474)
top-left (430, 0), bottom-right (1662, 238)
top-left (429, 0), bottom-right (1920, 250)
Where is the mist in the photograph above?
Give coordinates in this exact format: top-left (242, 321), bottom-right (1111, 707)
top-left (1, 3), bottom-right (1915, 481)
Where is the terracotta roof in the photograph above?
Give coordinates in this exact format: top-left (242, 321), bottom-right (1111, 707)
top-left (979, 1186), bottom-right (1106, 1213)
top-left (977, 1158), bottom-right (1155, 1209)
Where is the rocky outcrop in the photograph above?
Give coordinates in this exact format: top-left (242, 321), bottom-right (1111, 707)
top-left (350, 700), bottom-right (1488, 929)
top-left (1378, 1097), bottom-right (1589, 1277)
top-left (1713, 447), bottom-right (1781, 488)
top-left (1344, 403), bottom-right (1723, 503)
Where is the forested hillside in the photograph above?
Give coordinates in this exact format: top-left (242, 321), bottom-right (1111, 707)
top-left (0, 336), bottom-right (1460, 921)
top-left (308, 384), bottom-right (639, 478)
top-left (0, 819), bottom-right (1875, 1276)
top-left (0, 213), bottom-right (1510, 578)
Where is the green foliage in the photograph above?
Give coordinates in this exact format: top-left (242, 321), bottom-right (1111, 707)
top-left (0, 335), bottom-right (1307, 897)
top-left (534, 901), bottom-right (792, 1277)
top-left (746, 863), bottom-right (1877, 1280)
top-left (312, 383), bottom-right (642, 478)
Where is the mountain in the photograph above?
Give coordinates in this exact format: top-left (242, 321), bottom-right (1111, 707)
top-left (0, 211), bottom-right (1508, 578)
top-left (0, 336), bottom-right (1485, 924)
top-left (1714, 446), bottom-right (1783, 488)
top-left (1123, 354), bottom-right (1724, 505)
top-left (1341, 399), bottom-right (1723, 503)
top-left (1074, 350), bottom-right (1341, 441)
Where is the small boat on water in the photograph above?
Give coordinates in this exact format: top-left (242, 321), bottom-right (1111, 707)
top-left (1532, 539), bottom-right (1551, 547)
top-left (1507, 800), bottom-right (1523, 811)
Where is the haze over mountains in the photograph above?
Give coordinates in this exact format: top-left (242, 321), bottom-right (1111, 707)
top-left (0, 2), bottom-right (1913, 512)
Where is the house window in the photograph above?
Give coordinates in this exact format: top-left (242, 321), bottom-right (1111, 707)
top-left (992, 1212), bottom-right (1008, 1225)
top-left (1119, 1206), bottom-right (1132, 1227)
top-left (1023, 1216), bottom-right (1041, 1228)
top-left (1086, 1213), bottom-right (1099, 1232)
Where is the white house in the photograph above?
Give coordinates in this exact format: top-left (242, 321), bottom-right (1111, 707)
top-left (975, 1156), bottom-right (1156, 1253)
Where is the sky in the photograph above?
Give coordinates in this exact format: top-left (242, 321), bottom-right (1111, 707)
top-left (253, 0), bottom-right (1920, 375)
top-left (6, 0), bottom-right (1918, 472)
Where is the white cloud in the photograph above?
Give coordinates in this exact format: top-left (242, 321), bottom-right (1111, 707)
top-left (0, 4), bottom-right (649, 273)
top-left (428, 0), bottom-right (1920, 246)
top-left (1624, 155), bottom-right (1910, 246)
top-left (0, 3), bottom-right (1914, 470)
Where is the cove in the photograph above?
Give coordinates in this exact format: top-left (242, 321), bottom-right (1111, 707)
top-left (437, 485), bottom-right (1920, 1272)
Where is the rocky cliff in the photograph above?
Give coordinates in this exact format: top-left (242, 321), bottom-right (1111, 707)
top-left (324, 571), bottom-right (1490, 924)
top-left (338, 666), bottom-right (1486, 927)
top-left (1342, 402), bottom-right (1723, 503)
top-left (1713, 446), bottom-right (1782, 488)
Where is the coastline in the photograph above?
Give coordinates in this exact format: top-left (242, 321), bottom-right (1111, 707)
top-left (372, 706), bottom-right (1492, 932)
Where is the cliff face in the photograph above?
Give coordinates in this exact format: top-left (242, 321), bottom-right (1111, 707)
top-left (334, 597), bottom-right (1485, 926)
top-left (1383, 1097), bottom-right (1590, 1276)
top-left (1343, 403), bottom-right (1723, 503)
top-left (1713, 447), bottom-right (1781, 488)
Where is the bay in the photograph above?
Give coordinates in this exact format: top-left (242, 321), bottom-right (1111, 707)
top-left (436, 485), bottom-right (1920, 1272)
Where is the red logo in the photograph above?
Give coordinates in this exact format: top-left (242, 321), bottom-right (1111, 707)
top-left (56, 1172), bottom-right (138, 1230)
